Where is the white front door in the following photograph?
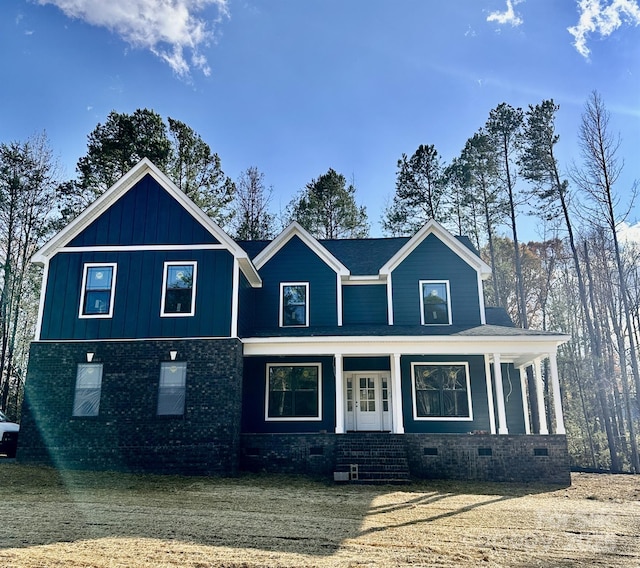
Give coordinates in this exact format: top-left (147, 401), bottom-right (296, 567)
top-left (345, 372), bottom-right (392, 431)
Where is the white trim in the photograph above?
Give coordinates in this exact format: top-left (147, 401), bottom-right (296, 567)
top-left (410, 361), bottom-right (473, 421)
top-left (549, 351), bottom-right (565, 434)
top-left (279, 282), bottom-right (309, 328)
top-left (336, 273), bottom-right (343, 326)
top-left (534, 358), bottom-right (549, 435)
top-left (391, 353), bottom-right (404, 433)
top-left (243, 333), bottom-right (570, 362)
top-left (520, 366), bottom-right (531, 435)
top-left (78, 263), bottom-right (117, 319)
top-left (160, 261), bottom-right (197, 318)
top-left (484, 355), bottom-right (497, 434)
top-left (34, 260), bottom-right (49, 340)
top-left (335, 354), bottom-right (345, 433)
top-left (477, 272), bottom-right (487, 325)
top-left (387, 273), bottom-right (394, 325)
top-left (419, 280), bottom-right (452, 326)
top-left (492, 353), bottom-right (509, 434)
top-left (231, 258), bottom-right (239, 338)
top-left (265, 362), bottom-right (323, 422)
top-left (60, 244), bottom-right (228, 253)
top-left (342, 275), bottom-right (386, 284)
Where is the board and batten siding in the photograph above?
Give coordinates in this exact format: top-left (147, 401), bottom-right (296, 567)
top-left (400, 355), bottom-right (492, 434)
top-left (342, 284), bottom-right (387, 325)
top-left (67, 174), bottom-right (220, 247)
top-left (39, 249), bottom-right (235, 340)
top-left (252, 235), bottom-right (339, 329)
top-left (391, 234), bottom-right (482, 326)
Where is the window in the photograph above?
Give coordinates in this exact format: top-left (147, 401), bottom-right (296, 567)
top-left (412, 362), bottom-right (472, 420)
top-left (79, 264), bottom-right (116, 318)
top-left (161, 262), bottom-right (196, 316)
top-left (280, 283), bottom-right (309, 327)
top-left (420, 281), bottom-right (451, 325)
top-left (266, 363), bottom-right (321, 420)
top-left (73, 363), bottom-right (103, 417)
top-left (157, 362), bottom-right (187, 416)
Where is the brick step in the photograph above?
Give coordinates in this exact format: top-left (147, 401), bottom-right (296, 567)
top-left (335, 434), bottom-right (410, 484)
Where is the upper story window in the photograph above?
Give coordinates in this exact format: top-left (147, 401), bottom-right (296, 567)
top-left (411, 362), bottom-right (472, 420)
top-left (161, 262), bottom-right (197, 317)
top-left (266, 363), bottom-right (321, 421)
top-left (157, 362), bottom-right (187, 416)
top-left (79, 263), bottom-right (117, 318)
top-left (420, 280), bottom-right (451, 325)
top-left (73, 363), bottom-right (103, 417)
top-left (280, 282), bottom-right (309, 327)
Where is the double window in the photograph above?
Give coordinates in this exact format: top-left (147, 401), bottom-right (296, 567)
top-left (73, 363), bottom-right (103, 417)
top-left (266, 363), bottom-right (321, 420)
top-left (411, 362), bottom-right (472, 420)
top-left (161, 262), bottom-right (197, 317)
top-left (280, 283), bottom-right (309, 327)
top-left (157, 362), bottom-right (187, 416)
top-left (79, 264), bottom-right (117, 318)
top-left (420, 280), bottom-right (451, 325)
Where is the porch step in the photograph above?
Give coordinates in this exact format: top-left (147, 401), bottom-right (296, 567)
top-left (335, 433), bottom-right (410, 484)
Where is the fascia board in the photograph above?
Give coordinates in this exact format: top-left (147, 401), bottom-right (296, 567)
top-left (379, 219), bottom-right (492, 279)
top-left (253, 221), bottom-right (350, 276)
top-left (242, 332), bottom-right (570, 357)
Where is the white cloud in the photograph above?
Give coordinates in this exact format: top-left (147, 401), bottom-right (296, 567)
top-left (568, 0), bottom-right (640, 58)
top-left (37, 0), bottom-right (229, 77)
top-left (617, 221), bottom-right (640, 244)
top-left (487, 0), bottom-right (524, 26)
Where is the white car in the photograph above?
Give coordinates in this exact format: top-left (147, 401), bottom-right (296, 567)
top-left (0, 410), bottom-right (19, 458)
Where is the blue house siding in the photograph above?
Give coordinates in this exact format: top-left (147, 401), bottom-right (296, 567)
top-left (40, 249), bottom-right (234, 340)
top-left (391, 234), bottom-right (482, 327)
top-left (241, 356), bottom-right (336, 433)
top-left (253, 236), bottom-right (339, 329)
top-left (237, 272), bottom-right (255, 338)
top-left (68, 175), bottom-right (220, 247)
top-left (400, 355), bottom-right (491, 434)
top-left (342, 284), bottom-right (388, 325)
top-left (343, 356), bottom-right (390, 372)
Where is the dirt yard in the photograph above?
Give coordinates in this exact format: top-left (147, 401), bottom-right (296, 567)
top-left (0, 463), bottom-right (638, 567)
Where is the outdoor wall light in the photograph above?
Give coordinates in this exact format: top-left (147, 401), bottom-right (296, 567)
top-left (169, 350), bottom-right (178, 361)
top-left (86, 352), bottom-right (95, 363)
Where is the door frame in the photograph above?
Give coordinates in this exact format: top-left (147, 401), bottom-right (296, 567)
top-left (344, 371), bottom-right (392, 432)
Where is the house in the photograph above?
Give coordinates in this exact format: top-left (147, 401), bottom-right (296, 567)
top-left (18, 159), bottom-right (571, 484)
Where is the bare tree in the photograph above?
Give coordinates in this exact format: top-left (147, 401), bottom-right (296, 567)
top-left (232, 167), bottom-right (275, 240)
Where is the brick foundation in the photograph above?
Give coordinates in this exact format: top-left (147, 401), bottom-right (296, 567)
top-left (18, 339), bottom-right (243, 475)
top-left (240, 433), bottom-right (571, 484)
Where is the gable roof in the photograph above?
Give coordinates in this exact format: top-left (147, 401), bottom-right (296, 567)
top-left (251, 221), bottom-right (350, 276)
top-left (33, 158), bottom-right (261, 286)
top-left (379, 219), bottom-right (492, 279)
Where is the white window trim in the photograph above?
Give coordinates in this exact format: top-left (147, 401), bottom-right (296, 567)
top-left (78, 263), bottom-right (117, 319)
top-left (419, 280), bottom-right (452, 326)
top-left (265, 362), bottom-right (322, 422)
top-left (161, 261), bottom-right (197, 318)
top-left (411, 361), bottom-right (473, 421)
top-left (279, 282), bottom-right (309, 327)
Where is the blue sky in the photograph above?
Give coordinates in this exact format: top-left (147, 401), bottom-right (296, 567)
top-left (1, 0), bottom-right (639, 238)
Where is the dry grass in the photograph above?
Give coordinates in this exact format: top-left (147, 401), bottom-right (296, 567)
top-left (1, 462), bottom-right (639, 567)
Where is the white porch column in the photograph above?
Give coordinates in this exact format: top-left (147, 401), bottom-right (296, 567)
top-left (493, 353), bottom-right (509, 434)
top-left (391, 353), bottom-right (404, 434)
top-left (519, 366), bottom-right (532, 435)
top-left (548, 351), bottom-right (566, 434)
top-left (483, 355), bottom-right (497, 434)
top-left (534, 358), bottom-right (549, 435)
top-left (334, 354), bottom-right (345, 434)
